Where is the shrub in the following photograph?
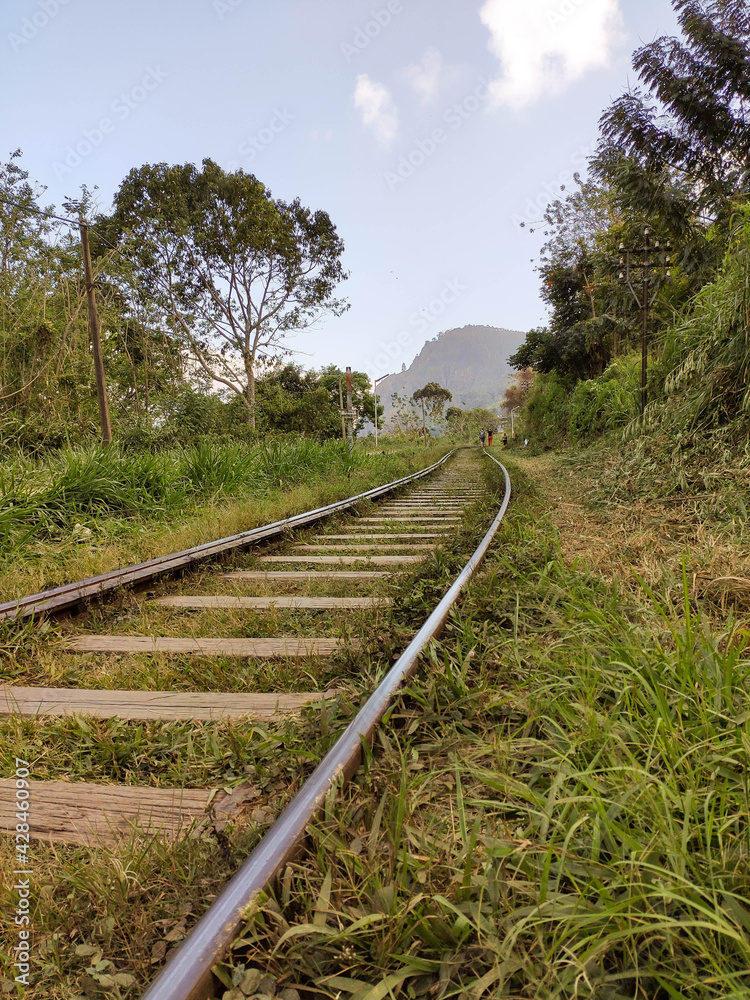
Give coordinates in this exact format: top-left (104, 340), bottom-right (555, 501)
top-left (568, 354), bottom-right (640, 443)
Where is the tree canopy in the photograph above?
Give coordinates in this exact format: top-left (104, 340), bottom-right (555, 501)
top-left (594, 0), bottom-right (750, 226)
top-left (412, 381), bottom-right (453, 418)
top-left (109, 159), bottom-right (348, 427)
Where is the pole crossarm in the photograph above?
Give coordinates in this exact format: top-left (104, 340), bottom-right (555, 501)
top-left (617, 228), bottom-right (671, 415)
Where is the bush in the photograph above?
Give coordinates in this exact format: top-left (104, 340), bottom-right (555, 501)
top-left (568, 354), bottom-right (640, 443)
top-left (524, 371), bottom-right (572, 448)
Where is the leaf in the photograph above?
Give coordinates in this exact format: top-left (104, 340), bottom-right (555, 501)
top-left (113, 974), bottom-right (137, 988)
top-left (312, 869), bottom-right (332, 927)
top-left (351, 966), bottom-right (426, 1000)
top-left (150, 941), bottom-right (167, 964)
top-left (75, 944), bottom-right (99, 957)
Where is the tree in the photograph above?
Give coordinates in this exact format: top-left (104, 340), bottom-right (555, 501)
top-left (412, 381), bottom-right (452, 420)
top-left (445, 405), bottom-right (502, 439)
top-left (251, 363), bottom-right (375, 440)
top-left (317, 366), bottom-right (377, 434)
top-left (388, 392), bottom-right (423, 439)
top-left (594, 0), bottom-right (750, 226)
top-left (109, 159), bottom-right (348, 428)
top-left (501, 369), bottom-right (535, 414)
top-left (412, 381), bottom-right (452, 443)
top-left (511, 177), bottom-right (628, 382)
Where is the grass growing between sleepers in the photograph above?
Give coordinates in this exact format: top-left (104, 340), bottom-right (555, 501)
top-left (0, 451), bottom-right (489, 999)
top-left (219, 459), bottom-right (750, 999)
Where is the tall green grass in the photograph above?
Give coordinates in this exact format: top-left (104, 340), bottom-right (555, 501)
top-left (218, 461), bottom-right (750, 998)
top-left (0, 439), bottom-right (382, 558)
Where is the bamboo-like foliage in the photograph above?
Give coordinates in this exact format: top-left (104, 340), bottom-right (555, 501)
top-left (658, 207), bottom-right (750, 437)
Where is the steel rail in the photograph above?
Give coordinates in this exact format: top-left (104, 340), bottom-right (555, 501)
top-left (140, 458), bottom-right (511, 1000)
top-left (0, 452), bottom-right (455, 623)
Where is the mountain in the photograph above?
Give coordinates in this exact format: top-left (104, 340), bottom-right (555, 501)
top-left (376, 324), bottom-right (527, 425)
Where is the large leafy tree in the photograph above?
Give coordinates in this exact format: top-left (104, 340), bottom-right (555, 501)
top-left (594, 0), bottom-right (750, 229)
top-left (252, 363), bottom-right (375, 440)
top-left (412, 382), bottom-right (452, 442)
top-left (109, 159), bottom-right (348, 427)
top-left (412, 382), bottom-right (452, 419)
top-left (511, 179), bottom-right (625, 380)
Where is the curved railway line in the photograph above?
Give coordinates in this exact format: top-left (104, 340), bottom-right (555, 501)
top-left (0, 448), bottom-right (511, 999)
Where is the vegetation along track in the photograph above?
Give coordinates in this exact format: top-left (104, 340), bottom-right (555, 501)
top-left (0, 447), bottom-right (510, 999)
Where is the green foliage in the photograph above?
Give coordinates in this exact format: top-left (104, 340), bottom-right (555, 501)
top-left (659, 207), bottom-right (750, 433)
top-left (445, 405), bottom-right (503, 441)
top-left (513, 4), bottom-right (750, 453)
top-left (510, 179), bottom-right (627, 383)
top-left (613, 205), bottom-right (750, 485)
top-left (596, 0), bottom-right (750, 225)
top-left (568, 354), bottom-right (640, 443)
top-left (109, 159), bottom-right (348, 426)
top-left (411, 382), bottom-right (452, 417)
top-left (524, 371), bottom-right (572, 448)
top-left (0, 438), bottom-right (376, 559)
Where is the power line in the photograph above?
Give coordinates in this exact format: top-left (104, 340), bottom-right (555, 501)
top-left (0, 194), bottom-right (79, 228)
top-left (0, 191), bottom-right (142, 268)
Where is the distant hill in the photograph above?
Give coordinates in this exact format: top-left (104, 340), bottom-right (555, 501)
top-left (377, 324), bottom-right (527, 426)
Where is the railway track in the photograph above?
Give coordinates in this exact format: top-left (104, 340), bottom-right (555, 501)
top-left (0, 448), bottom-right (511, 998)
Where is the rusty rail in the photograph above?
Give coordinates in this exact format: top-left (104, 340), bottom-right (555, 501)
top-left (0, 452), bottom-right (455, 622)
top-left (140, 457), bottom-right (511, 1000)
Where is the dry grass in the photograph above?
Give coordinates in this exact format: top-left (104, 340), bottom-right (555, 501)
top-left (512, 451), bottom-right (750, 620)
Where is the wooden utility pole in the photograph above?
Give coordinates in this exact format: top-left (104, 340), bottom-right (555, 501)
top-left (345, 366), bottom-right (354, 450)
top-left (618, 229), bottom-right (671, 416)
top-left (338, 376), bottom-right (346, 442)
top-left (80, 221), bottom-right (112, 445)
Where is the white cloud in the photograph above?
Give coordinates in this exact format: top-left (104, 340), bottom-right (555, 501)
top-left (479, 0), bottom-right (625, 109)
top-left (353, 74), bottom-right (399, 146)
top-left (403, 48), bottom-right (455, 103)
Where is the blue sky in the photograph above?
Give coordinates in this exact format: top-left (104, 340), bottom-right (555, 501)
top-left (1, 0), bottom-right (680, 379)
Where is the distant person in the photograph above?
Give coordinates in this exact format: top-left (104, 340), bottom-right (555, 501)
top-left (479, 429), bottom-right (485, 447)
top-left (487, 429), bottom-right (493, 446)
top-left (524, 437), bottom-right (529, 448)
top-left (502, 432), bottom-right (508, 446)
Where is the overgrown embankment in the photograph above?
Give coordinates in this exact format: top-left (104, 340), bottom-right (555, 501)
top-left (217, 454), bottom-right (750, 998)
top-left (0, 438), bottom-right (446, 602)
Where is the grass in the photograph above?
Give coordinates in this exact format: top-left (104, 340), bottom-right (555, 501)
top-left (0, 449), bottom-right (486, 999)
top-left (0, 438), bottom-right (448, 603)
top-left (10, 445), bottom-right (749, 998)
top-left (212, 457), bottom-right (750, 999)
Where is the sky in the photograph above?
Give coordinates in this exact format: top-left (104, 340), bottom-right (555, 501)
top-left (1, 0), bottom-right (681, 381)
